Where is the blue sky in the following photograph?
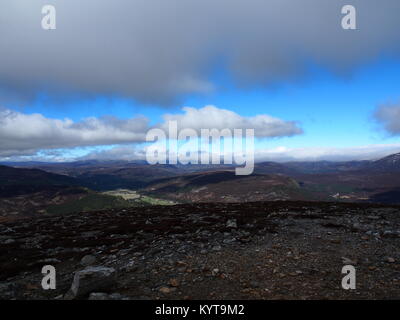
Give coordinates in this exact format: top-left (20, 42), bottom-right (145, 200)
top-left (8, 57), bottom-right (400, 161)
top-left (2, 1), bottom-right (400, 162)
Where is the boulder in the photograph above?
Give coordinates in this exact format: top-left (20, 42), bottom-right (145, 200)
top-left (64, 266), bottom-right (116, 299)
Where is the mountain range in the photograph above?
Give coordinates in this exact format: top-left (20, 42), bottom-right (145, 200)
top-left (1, 152), bottom-right (400, 219)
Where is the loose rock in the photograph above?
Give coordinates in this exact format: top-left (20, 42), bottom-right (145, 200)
top-left (65, 266), bottom-right (116, 299)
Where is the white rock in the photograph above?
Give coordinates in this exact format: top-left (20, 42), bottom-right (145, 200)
top-left (211, 245), bottom-right (222, 252)
top-left (226, 219), bottom-right (237, 228)
top-left (387, 257), bottom-right (395, 263)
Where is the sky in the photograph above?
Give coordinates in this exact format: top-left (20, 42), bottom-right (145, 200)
top-left (1, 0), bottom-right (400, 162)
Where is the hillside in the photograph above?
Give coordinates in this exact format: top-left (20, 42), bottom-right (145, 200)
top-left (0, 164), bottom-right (185, 220)
top-left (0, 165), bottom-right (79, 197)
top-left (144, 170), bottom-right (307, 202)
top-left (0, 166), bottom-right (133, 219)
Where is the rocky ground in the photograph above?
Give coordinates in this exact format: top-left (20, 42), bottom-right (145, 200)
top-left (0, 201), bottom-right (399, 300)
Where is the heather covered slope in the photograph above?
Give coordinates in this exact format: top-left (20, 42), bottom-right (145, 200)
top-left (144, 171), bottom-right (305, 203)
top-left (0, 165), bottom-right (79, 197)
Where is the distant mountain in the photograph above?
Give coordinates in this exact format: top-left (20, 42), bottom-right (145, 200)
top-left (0, 161), bottom-right (55, 167)
top-left (3, 152), bottom-right (400, 206)
top-left (256, 153), bottom-right (400, 174)
top-left (254, 161), bottom-right (297, 175)
top-left (282, 160), bottom-right (371, 174)
top-left (368, 153), bottom-right (400, 172)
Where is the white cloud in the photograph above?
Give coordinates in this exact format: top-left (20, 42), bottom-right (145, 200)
top-left (254, 144), bottom-right (400, 162)
top-left (0, 108), bottom-right (149, 156)
top-left (0, 106), bottom-right (300, 157)
top-left (162, 105), bottom-right (302, 138)
top-left (78, 146), bottom-right (147, 161)
top-left (57, 143), bottom-right (400, 163)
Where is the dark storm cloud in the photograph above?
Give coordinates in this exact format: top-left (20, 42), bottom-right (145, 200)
top-left (1, 0), bottom-right (400, 105)
top-left (374, 104), bottom-right (400, 136)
